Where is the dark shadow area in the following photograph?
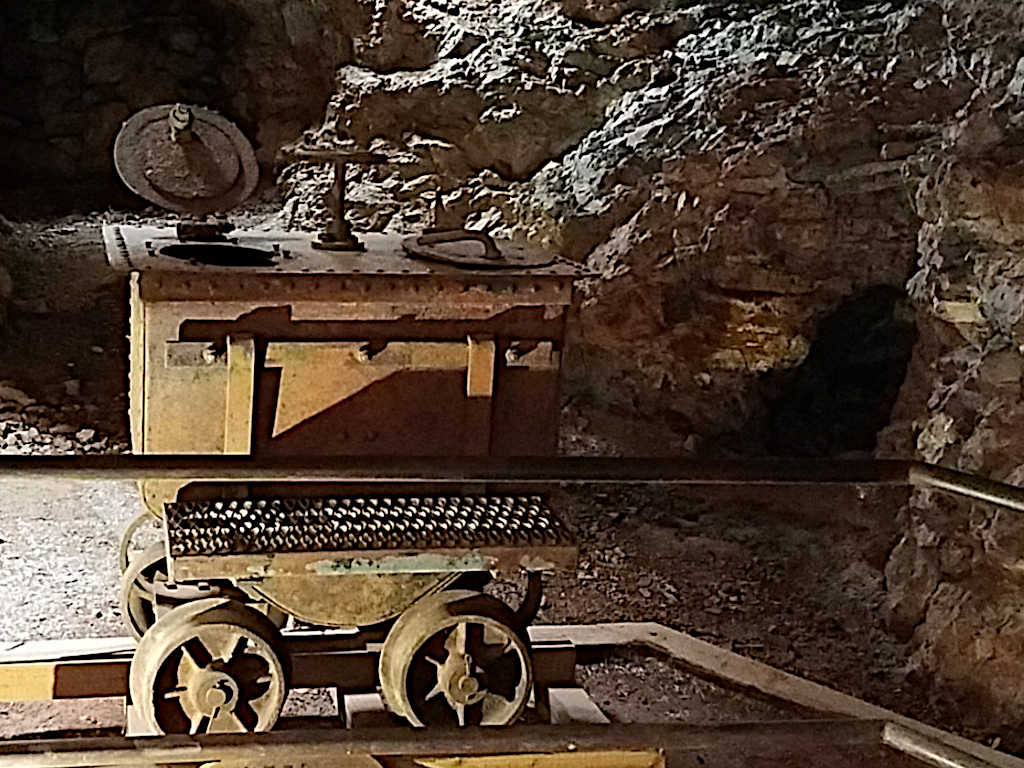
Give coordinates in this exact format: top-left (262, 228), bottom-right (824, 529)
top-left (0, 0), bottom-right (364, 215)
top-left (765, 285), bottom-right (916, 457)
top-left (160, 243), bottom-right (276, 266)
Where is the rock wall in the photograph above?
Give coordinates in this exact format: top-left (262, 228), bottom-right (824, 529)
top-left (0, 0), bottom-right (369, 202)
top-left (878, 3), bottom-right (1024, 740)
top-left (284, 0), bottom-right (963, 454)
top-left (281, 0), bottom-right (1024, 741)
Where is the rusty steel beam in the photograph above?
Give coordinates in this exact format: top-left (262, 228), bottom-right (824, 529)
top-left (0, 456), bottom-right (1021, 512)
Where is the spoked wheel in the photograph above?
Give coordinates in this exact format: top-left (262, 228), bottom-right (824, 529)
top-left (379, 590), bottom-right (532, 727)
top-left (120, 542), bottom-right (219, 640)
top-left (119, 511), bottom-right (157, 573)
top-left (130, 598), bottom-right (288, 735)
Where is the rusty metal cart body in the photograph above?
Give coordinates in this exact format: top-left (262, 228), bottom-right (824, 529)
top-left (101, 104), bottom-right (584, 736)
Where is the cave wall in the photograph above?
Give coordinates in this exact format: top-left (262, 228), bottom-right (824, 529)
top-left (280, 0), bottom-right (1024, 741)
top-left (0, 0), bottom-right (368, 203)
top-left (879, 25), bottom-right (1024, 737)
top-left (7, 0), bottom-right (1024, 744)
top-left (285, 0), bottom-right (962, 454)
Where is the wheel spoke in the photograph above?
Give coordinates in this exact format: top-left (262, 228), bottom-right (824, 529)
top-left (163, 686), bottom-right (187, 700)
top-left (228, 635), bottom-right (249, 662)
top-left (189, 715), bottom-right (211, 735)
top-left (234, 699), bottom-right (260, 731)
top-left (424, 682), bottom-right (444, 702)
top-left (455, 702), bottom-right (466, 727)
top-left (451, 622), bottom-right (469, 658)
top-left (181, 637), bottom-right (214, 668)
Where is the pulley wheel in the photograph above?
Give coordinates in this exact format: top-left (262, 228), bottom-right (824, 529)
top-left (130, 598), bottom-right (288, 735)
top-left (114, 104), bottom-right (258, 215)
top-left (379, 590), bottom-right (533, 727)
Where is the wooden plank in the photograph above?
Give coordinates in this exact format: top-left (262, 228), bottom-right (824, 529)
top-left (0, 721), bottom-right (888, 768)
top-left (344, 693), bottom-right (394, 730)
top-left (417, 750), bottom-right (663, 768)
top-left (548, 687), bottom-right (610, 725)
top-left (0, 638), bottom-right (134, 663)
top-left (0, 663), bottom-right (55, 701)
top-left (529, 623), bottom-right (1024, 768)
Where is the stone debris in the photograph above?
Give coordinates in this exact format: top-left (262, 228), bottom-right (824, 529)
top-left (0, 392), bottom-right (126, 456)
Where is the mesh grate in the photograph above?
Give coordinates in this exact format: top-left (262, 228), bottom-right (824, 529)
top-left (165, 495), bottom-right (571, 557)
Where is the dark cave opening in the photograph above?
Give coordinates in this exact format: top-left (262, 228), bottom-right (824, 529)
top-left (765, 285), bottom-right (917, 457)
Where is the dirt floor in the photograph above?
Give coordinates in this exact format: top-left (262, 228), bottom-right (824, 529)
top-left (0, 211), bottom-right (998, 754)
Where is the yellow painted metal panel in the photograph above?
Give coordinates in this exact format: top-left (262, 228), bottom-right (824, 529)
top-left (417, 750), bottom-right (664, 768)
top-left (264, 340), bottom-right (469, 437)
top-left (224, 334), bottom-right (256, 454)
top-left (0, 662), bottom-right (56, 701)
top-left (466, 335), bottom-right (495, 397)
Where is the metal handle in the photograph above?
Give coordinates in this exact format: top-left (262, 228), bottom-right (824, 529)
top-left (416, 229), bottom-right (502, 261)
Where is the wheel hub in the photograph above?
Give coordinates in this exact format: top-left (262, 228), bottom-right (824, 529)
top-left (438, 653), bottom-right (487, 707)
top-left (189, 670), bottom-right (239, 716)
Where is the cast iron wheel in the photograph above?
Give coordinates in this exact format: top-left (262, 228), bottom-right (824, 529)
top-left (119, 511), bottom-right (157, 573)
top-left (120, 542), bottom-right (218, 640)
top-left (379, 590), bottom-right (533, 727)
top-left (130, 598), bottom-right (288, 735)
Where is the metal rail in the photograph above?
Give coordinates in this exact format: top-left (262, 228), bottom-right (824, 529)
top-left (0, 455), bottom-right (1022, 513)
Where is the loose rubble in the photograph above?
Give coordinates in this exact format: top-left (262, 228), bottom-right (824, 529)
top-left (0, 382), bottom-right (126, 456)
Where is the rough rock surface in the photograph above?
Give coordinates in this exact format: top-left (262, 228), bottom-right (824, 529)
top-left (280, 0), bottom-right (1024, 745)
top-left (285, 0), bottom-right (962, 456)
top-left (9, 0), bottom-right (1024, 747)
top-left (876, 2), bottom-right (1024, 741)
top-left (0, 0), bottom-right (371, 205)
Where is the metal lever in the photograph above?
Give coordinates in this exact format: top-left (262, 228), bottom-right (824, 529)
top-left (280, 147), bottom-right (386, 252)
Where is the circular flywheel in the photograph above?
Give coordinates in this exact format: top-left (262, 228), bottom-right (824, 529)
top-left (130, 598), bottom-right (288, 735)
top-left (114, 104), bottom-right (258, 215)
top-left (379, 590), bottom-right (533, 727)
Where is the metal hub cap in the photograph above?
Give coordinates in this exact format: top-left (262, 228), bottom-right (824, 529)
top-left (188, 669), bottom-right (239, 714)
top-left (434, 643), bottom-right (488, 709)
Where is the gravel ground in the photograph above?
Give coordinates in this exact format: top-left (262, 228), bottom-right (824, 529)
top-left (0, 479), bottom-right (137, 642)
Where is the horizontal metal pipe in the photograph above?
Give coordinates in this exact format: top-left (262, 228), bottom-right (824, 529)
top-left (0, 455), bottom-right (1021, 514)
top-left (909, 463), bottom-right (1024, 515)
top-left (0, 454), bottom-right (914, 485)
top-left (0, 721), bottom-right (886, 768)
top-left (883, 722), bottom-right (1000, 768)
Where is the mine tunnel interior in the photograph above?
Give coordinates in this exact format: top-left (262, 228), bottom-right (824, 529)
top-left (1, 0), bottom-right (1024, 755)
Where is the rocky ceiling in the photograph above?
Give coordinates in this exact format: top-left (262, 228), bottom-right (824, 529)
top-left (4, 0), bottom-right (1024, 746)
